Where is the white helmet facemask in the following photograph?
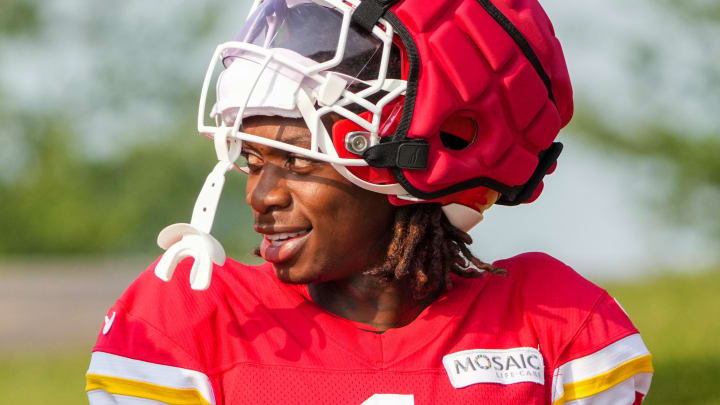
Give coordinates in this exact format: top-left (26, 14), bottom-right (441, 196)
top-left (155, 0), bottom-right (408, 289)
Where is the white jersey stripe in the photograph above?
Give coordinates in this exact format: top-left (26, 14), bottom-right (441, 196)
top-left (551, 334), bottom-right (652, 403)
top-left (561, 372), bottom-right (652, 405)
top-left (557, 334), bottom-right (650, 382)
top-left (86, 351), bottom-right (215, 405)
top-left (633, 372), bottom-right (652, 396)
top-left (87, 389), bottom-right (177, 405)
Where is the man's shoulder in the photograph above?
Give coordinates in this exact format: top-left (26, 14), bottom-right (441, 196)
top-left (118, 256), bottom-right (275, 312)
top-left (483, 253), bottom-right (643, 372)
top-left (493, 252), bottom-right (605, 299)
top-left (91, 257), bottom-right (285, 372)
top-left (487, 252), bottom-right (608, 322)
top-left (94, 258), bottom-right (277, 352)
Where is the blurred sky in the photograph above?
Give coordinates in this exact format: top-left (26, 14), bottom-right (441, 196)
top-left (476, 0), bottom-right (720, 279)
top-left (0, 0), bottom-right (717, 280)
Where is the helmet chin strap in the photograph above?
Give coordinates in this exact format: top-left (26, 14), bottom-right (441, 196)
top-left (154, 126), bottom-right (241, 290)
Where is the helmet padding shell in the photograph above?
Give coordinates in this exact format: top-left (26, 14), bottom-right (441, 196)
top-left (376, 0), bottom-right (573, 205)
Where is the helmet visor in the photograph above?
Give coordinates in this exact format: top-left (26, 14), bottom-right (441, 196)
top-left (225, 0), bottom-right (395, 82)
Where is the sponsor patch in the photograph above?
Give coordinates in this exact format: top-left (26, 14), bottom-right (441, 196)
top-left (442, 347), bottom-right (544, 388)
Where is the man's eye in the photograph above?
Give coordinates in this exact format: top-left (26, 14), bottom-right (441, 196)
top-left (247, 154), bottom-right (263, 166)
top-left (287, 155), bottom-right (315, 170)
top-left (241, 152), bottom-right (263, 173)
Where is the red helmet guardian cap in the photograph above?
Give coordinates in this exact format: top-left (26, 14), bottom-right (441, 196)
top-left (358, 0), bottom-right (573, 206)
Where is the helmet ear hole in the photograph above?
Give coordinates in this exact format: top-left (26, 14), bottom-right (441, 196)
top-left (440, 131), bottom-right (470, 150)
top-left (439, 115), bottom-right (478, 151)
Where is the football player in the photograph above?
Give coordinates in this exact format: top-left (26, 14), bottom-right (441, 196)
top-left (86, 0), bottom-right (653, 404)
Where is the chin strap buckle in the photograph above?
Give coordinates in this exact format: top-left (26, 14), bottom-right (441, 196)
top-left (154, 127), bottom-right (241, 290)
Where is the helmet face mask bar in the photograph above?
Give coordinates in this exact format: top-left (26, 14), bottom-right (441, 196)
top-left (198, 0), bottom-right (407, 187)
top-left (156, 0), bottom-right (574, 289)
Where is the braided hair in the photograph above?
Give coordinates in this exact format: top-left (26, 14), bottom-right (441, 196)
top-left (365, 204), bottom-right (506, 300)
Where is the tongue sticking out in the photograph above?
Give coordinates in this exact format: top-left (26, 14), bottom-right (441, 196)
top-left (259, 230), bottom-right (312, 264)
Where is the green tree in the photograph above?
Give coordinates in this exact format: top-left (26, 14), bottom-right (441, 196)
top-left (0, 0), bottom-right (258, 257)
top-left (0, 0), bottom-right (39, 37)
top-left (0, 111), bottom-right (257, 257)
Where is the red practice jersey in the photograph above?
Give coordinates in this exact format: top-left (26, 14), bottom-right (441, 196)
top-left (86, 253), bottom-right (653, 404)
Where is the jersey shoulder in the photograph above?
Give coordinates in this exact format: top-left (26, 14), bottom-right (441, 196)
top-left (116, 257), bottom-right (277, 328)
top-left (489, 252), bottom-right (640, 358)
top-left (91, 257), bottom-right (279, 368)
top-left (489, 253), bottom-right (652, 403)
top-left (493, 252), bottom-right (607, 311)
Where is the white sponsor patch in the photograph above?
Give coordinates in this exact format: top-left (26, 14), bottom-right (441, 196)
top-left (443, 347), bottom-right (545, 388)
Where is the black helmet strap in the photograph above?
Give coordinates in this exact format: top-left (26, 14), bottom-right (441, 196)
top-left (352, 0), bottom-right (401, 32)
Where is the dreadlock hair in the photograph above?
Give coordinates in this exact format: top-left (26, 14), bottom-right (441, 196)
top-left (365, 203), bottom-right (506, 301)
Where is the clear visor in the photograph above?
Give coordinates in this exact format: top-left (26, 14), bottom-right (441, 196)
top-left (223, 0), bottom-right (397, 83)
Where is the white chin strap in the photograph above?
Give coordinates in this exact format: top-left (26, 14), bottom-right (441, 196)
top-left (441, 203), bottom-right (485, 232)
top-left (154, 127), bottom-right (241, 290)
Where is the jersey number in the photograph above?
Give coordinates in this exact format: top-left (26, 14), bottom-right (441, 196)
top-left (361, 394), bottom-right (414, 404)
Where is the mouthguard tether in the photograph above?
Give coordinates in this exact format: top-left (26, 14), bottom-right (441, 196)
top-left (155, 127), bottom-right (241, 290)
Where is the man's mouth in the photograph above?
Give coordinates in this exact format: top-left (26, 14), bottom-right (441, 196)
top-left (265, 229), bottom-right (312, 246)
top-left (258, 227), bottom-right (313, 263)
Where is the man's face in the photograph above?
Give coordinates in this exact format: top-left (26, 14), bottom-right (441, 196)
top-left (242, 116), bottom-right (395, 284)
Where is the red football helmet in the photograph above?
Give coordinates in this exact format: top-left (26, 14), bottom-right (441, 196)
top-left (155, 0), bottom-right (573, 289)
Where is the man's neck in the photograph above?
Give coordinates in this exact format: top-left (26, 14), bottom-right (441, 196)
top-left (307, 273), bottom-right (436, 332)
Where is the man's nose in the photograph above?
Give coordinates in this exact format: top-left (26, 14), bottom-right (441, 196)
top-left (246, 164), bottom-right (291, 215)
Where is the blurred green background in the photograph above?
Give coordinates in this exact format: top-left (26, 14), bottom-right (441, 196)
top-left (1, 0), bottom-right (719, 404)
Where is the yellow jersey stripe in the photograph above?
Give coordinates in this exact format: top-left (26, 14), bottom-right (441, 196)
top-left (86, 373), bottom-right (212, 405)
top-left (552, 354), bottom-right (653, 405)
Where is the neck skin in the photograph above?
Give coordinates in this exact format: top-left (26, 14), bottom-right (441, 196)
top-left (308, 273), bottom-right (437, 332)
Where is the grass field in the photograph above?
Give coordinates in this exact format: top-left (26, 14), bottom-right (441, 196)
top-left (0, 270), bottom-right (718, 404)
top-left (602, 270), bottom-right (720, 404)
